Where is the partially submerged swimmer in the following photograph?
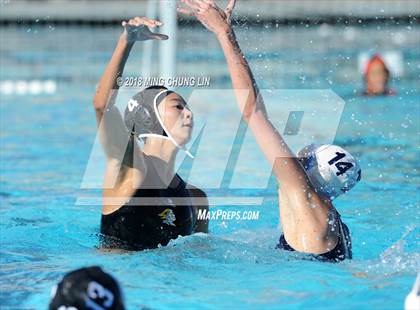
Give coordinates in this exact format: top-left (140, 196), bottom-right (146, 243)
top-left (93, 17), bottom-right (208, 250)
top-left (277, 144), bottom-right (360, 261)
top-left (179, 0), bottom-right (361, 262)
top-left (364, 54), bottom-right (395, 96)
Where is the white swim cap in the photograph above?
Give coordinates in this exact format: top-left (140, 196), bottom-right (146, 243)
top-left (299, 144), bottom-right (361, 200)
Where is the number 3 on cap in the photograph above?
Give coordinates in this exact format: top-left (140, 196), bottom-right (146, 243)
top-left (128, 99), bottom-right (139, 112)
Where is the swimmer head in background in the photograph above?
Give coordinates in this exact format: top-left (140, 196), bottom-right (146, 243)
top-left (364, 54), bottom-right (392, 96)
top-left (49, 266), bottom-right (125, 310)
top-left (298, 144), bottom-right (362, 200)
top-left (124, 86), bottom-right (194, 158)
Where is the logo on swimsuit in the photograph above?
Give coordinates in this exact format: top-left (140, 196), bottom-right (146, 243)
top-left (158, 208), bottom-right (176, 226)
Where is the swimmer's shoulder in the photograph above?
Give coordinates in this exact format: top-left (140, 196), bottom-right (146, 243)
top-left (279, 184), bottom-right (333, 210)
top-left (186, 184), bottom-right (208, 202)
top-left (102, 155), bottom-right (148, 215)
top-left (186, 184), bottom-right (209, 233)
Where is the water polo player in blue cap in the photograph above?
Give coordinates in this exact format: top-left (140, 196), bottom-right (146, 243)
top-left (179, 0), bottom-right (361, 262)
top-left (93, 16), bottom-right (208, 250)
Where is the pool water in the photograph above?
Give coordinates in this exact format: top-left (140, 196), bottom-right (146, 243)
top-left (1, 23), bottom-right (419, 309)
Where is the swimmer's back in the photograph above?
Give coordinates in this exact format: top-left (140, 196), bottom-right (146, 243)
top-left (277, 212), bottom-right (352, 262)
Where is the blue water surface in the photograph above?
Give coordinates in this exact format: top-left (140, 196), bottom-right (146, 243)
top-left (1, 24), bottom-right (419, 309)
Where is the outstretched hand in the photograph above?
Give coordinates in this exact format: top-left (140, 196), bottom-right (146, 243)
top-left (178, 0), bottom-right (236, 35)
top-left (121, 17), bottom-right (169, 42)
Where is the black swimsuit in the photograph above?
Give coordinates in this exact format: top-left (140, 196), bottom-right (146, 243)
top-left (277, 213), bottom-right (352, 262)
top-left (100, 155), bottom-right (196, 250)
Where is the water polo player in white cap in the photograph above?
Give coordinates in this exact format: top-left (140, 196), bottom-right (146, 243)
top-left (179, 0), bottom-right (361, 261)
top-left (93, 16), bottom-right (208, 250)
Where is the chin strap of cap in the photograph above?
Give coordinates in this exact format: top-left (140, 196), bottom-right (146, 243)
top-left (138, 89), bottom-right (194, 159)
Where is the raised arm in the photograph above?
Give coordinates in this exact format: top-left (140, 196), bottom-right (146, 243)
top-left (217, 30), bottom-right (310, 190)
top-left (178, 1), bottom-right (308, 190)
top-left (179, 1), bottom-right (340, 254)
top-left (92, 17), bottom-right (168, 162)
top-left (92, 31), bottom-right (133, 123)
top-left (93, 17), bottom-right (168, 122)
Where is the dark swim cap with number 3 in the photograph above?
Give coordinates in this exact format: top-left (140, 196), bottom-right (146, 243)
top-left (49, 266), bottom-right (125, 310)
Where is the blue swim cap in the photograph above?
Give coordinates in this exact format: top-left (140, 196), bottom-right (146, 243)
top-left (299, 144), bottom-right (362, 200)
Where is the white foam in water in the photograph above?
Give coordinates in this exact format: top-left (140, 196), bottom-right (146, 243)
top-left (405, 273), bottom-right (420, 310)
top-left (0, 80), bottom-right (57, 95)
